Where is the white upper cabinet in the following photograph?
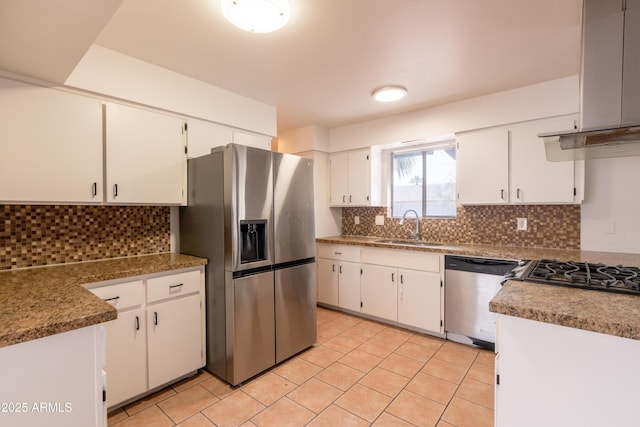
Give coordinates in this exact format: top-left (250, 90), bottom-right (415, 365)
top-left (456, 115), bottom-right (582, 205)
top-left (105, 103), bottom-right (187, 205)
top-left (0, 77), bottom-right (103, 204)
top-left (187, 118), bottom-right (232, 158)
top-left (457, 128), bottom-right (509, 204)
top-left (510, 116), bottom-right (577, 203)
top-left (330, 149), bottom-right (376, 206)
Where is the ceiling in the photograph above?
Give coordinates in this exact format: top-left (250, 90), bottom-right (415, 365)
top-left (0, 0), bottom-right (583, 134)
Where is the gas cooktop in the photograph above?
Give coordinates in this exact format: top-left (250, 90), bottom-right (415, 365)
top-left (520, 259), bottom-right (640, 296)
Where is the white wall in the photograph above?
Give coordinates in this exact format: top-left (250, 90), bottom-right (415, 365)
top-left (581, 157), bottom-right (640, 254)
top-left (278, 125), bottom-right (341, 238)
top-left (65, 45), bottom-right (277, 137)
top-left (330, 75), bottom-right (579, 152)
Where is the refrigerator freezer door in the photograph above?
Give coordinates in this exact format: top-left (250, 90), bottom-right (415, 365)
top-left (273, 152), bottom-right (316, 264)
top-left (227, 271), bottom-right (275, 385)
top-left (275, 262), bottom-right (317, 363)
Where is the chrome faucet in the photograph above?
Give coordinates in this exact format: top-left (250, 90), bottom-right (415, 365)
top-left (400, 209), bottom-right (421, 240)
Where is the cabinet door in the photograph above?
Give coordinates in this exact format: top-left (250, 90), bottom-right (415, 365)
top-left (105, 103), bottom-right (186, 205)
top-left (510, 117), bottom-right (576, 203)
top-left (104, 309), bottom-right (147, 407)
top-left (347, 150), bottom-right (371, 206)
top-left (398, 269), bottom-right (442, 333)
top-left (361, 265), bottom-right (397, 321)
top-left (147, 294), bottom-right (202, 389)
top-left (457, 128), bottom-right (509, 204)
top-left (317, 258), bottom-right (339, 306)
top-left (329, 152), bottom-right (349, 206)
top-left (0, 77), bottom-right (103, 203)
top-left (338, 261), bottom-right (362, 312)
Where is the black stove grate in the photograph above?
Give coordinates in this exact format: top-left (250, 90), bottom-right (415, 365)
top-left (524, 259), bottom-right (640, 296)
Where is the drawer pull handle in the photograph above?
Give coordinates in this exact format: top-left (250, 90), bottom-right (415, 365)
top-left (103, 296), bottom-right (120, 303)
top-left (334, 252), bottom-right (342, 255)
top-left (135, 316), bottom-right (140, 331)
top-left (153, 312), bottom-right (158, 326)
top-left (169, 283), bottom-right (184, 289)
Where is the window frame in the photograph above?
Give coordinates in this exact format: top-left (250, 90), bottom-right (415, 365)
top-left (389, 142), bottom-right (457, 219)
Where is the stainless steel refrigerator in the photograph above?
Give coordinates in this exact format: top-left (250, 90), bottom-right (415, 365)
top-left (180, 144), bottom-right (316, 385)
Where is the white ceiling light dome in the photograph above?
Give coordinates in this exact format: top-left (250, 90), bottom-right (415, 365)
top-left (221, 0), bottom-right (291, 33)
top-left (372, 85), bottom-right (408, 102)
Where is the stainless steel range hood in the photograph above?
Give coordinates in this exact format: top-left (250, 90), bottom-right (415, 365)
top-left (543, 0), bottom-right (640, 161)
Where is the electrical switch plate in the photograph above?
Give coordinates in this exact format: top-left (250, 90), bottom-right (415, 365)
top-left (375, 215), bottom-right (385, 225)
top-left (354, 216), bottom-right (360, 225)
top-left (517, 217), bottom-right (527, 231)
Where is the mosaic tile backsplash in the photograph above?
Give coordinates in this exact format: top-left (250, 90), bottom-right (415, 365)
top-left (342, 205), bottom-right (580, 250)
top-left (0, 205), bottom-right (170, 270)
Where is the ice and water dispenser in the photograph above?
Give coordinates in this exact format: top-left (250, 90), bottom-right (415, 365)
top-left (239, 220), bottom-right (268, 264)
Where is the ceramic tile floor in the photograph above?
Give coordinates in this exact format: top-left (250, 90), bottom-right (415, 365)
top-left (108, 307), bottom-right (495, 427)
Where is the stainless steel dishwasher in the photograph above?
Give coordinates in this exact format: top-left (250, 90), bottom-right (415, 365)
top-left (444, 255), bottom-right (521, 351)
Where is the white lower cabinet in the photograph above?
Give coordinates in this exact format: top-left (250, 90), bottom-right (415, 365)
top-left (147, 294), bottom-right (202, 389)
top-left (316, 244), bottom-right (362, 312)
top-left (317, 258), bottom-right (338, 306)
top-left (495, 314), bottom-right (640, 427)
top-left (361, 264), bottom-right (397, 321)
top-left (317, 243), bottom-right (444, 335)
top-left (338, 261), bottom-right (362, 312)
top-left (397, 269), bottom-right (442, 333)
top-left (104, 308), bottom-right (147, 407)
top-left (85, 267), bottom-right (205, 409)
top-left (0, 325), bottom-right (106, 427)
top-left (361, 247), bottom-right (444, 334)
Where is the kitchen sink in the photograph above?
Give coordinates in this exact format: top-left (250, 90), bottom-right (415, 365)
top-left (375, 239), bottom-right (443, 247)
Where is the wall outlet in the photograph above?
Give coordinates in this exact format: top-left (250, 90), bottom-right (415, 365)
top-left (354, 215), bottom-right (360, 225)
top-left (375, 215), bottom-right (385, 225)
top-left (517, 217), bottom-right (527, 231)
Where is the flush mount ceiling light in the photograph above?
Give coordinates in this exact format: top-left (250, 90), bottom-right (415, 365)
top-left (372, 86), bottom-right (408, 102)
top-left (221, 0), bottom-right (290, 33)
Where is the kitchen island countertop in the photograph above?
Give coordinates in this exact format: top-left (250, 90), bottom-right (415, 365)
top-left (0, 253), bottom-right (207, 348)
top-left (490, 280), bottom-right (640, 340)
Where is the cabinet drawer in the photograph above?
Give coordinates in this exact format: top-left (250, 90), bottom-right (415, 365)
top-left (317, 244), bottom-right (361, 262)
top-left (88, 280), bottom-right (144, 310)
top-left (147, 269), bottom-right (201, 303)
top-left (362, 247), bottom-right (441, 273)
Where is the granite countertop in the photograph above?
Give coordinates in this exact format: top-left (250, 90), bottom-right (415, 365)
top-left (0, 253), bottom-right (207, 348)
top-left (316, 235), bottom-right (640, 266)
top-left (318, 235), bottom-right (640, 340)
top-left (490, 280), bottom-right (640, 340)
